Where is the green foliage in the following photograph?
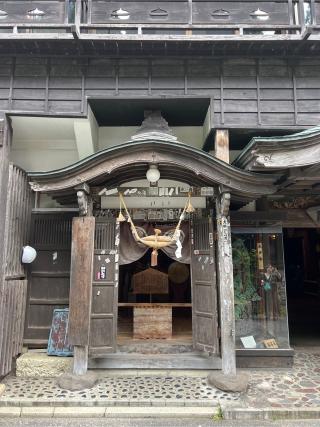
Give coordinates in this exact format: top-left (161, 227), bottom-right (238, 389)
top-left (212, 403), bottom-right (223, 421)
top-left (232, 237), bottom-right (261, 320)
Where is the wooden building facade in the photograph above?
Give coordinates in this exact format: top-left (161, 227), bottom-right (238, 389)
top-left (1, 0), bottom-right (320, 377)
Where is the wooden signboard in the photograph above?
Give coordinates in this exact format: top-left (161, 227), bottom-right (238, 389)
top-left (47, 308), bottom-right (73, 356)
top-left (132, 268), bottom-right (169, 294)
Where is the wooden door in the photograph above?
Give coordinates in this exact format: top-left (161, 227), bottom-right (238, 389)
top-left (89, 218), bottom-right (119, 357)
top-left (24, 213), bottom-right (73, 347)
top-left (190, 216), bottom-right (219, 354)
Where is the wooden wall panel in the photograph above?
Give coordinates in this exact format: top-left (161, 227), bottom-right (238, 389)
top-left (192, 1), bottom-right (291, 24)
top-left (0, 1), bottom-right (68, 24)
top-left (24, 213), bottom-right (73, 347)
top-left (0, 162), bottom-right (31, 377)
top-left (90, 1), bottom-right (189, 24)
top-left (0, 56), bottom-right (320, 128)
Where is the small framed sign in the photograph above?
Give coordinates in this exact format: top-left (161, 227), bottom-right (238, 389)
top-left (47, 308), bottom-right (73, 356)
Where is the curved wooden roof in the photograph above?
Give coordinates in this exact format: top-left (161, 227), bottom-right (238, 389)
top-left (28, 139), bottom-right (278, 199)
top-left (234, 126), bottom-right (320, 171)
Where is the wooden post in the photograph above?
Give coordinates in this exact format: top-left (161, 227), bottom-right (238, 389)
top-left (216, 190), bottom-right (236, 376)
top-left (215, 129), bottom-right (229, 164)
top-left (68, 215), bottom-right (95, 376)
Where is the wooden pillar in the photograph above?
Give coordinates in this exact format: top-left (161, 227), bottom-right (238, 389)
top-left (68, 211), bottom-right (95, 376)
top-left (216, 190), bottom-right (236, 376)
top-left (215, 129), bottom-right (229, 164)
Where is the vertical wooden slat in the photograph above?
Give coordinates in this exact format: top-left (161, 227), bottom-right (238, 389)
top-left (220, 63), bottom-right (225, 125)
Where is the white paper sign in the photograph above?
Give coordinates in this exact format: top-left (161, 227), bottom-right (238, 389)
top-left (240, 336), bottom-right (257, 349)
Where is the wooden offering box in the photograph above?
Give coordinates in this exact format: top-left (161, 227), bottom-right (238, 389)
top-left (133, 304), bottom-right (172, 339)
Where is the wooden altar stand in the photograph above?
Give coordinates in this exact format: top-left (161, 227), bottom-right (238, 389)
top-left (118, 303), bottom-right (192, 339)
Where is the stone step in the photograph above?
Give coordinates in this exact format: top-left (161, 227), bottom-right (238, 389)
top-left (0, 398), bottom-right (218, 408)
top-left (0, 406), bottom-right (219, 418)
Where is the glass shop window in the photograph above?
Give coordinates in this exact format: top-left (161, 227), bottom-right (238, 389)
top-left (231, 228), bottom-right (290, 350)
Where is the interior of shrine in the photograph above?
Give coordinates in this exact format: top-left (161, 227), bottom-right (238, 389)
top-left (117, 249), bottom-right (193, 353)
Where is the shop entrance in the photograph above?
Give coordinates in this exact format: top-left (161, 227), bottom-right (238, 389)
top-left (283, 228), bottom-right (320, 348)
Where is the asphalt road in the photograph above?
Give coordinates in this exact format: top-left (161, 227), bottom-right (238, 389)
top-left (0, 419), bottom-right (320, 427)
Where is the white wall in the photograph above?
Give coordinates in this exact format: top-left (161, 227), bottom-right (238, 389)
top-left (10, 116), bottom-right (79, 172)
top-left (10, 116), bottom-right (206, 173)
top-left (98, 126), bottom-right (204, 150)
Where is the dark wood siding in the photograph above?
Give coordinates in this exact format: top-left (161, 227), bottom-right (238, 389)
top-left (89, 218), bottom-right (119, 357)
top-left (1, 56), bottom-right (320, 129)
top-left (0, 164), bottom-right (31, 377)
top-left (24, 213), bottom-right (74, 347)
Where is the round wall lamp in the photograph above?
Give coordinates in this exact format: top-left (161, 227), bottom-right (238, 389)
top-left (146, 165), bottom-right (160, 184)
top-left (21, 246), bottom-right (37, 264)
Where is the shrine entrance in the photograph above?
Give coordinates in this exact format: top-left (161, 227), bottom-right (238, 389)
top-left (117, 249), bottom-right (193, 354)
top-left (27, 127), bottom-right (272, 373)
top-left (88, 199), bottom-right (220, 369)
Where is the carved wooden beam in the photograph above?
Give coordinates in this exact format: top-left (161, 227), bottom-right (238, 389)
top-left (75, 184), bottom-right (92, 217)
top-left (28, 140), bottom-right (277, 198)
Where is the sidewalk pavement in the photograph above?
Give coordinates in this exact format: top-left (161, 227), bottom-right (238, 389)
top-left (0, 350), bottom-right (320, 420)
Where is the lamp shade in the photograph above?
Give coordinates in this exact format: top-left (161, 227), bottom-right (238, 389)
top-left (146, 165), bottom-right (160, 183)
top-left (21, 246), bottom-right (37, 264)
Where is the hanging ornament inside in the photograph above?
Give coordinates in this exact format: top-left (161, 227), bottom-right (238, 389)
top-left (117, 198), bottom-right (126, 222)
top-left (186, 194), bottom-right (195, 213)
top-left (118, 192), bottom-right (194, 266)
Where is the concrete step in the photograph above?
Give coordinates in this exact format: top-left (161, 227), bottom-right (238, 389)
top-left (0, 406), bottom-right (218, 418)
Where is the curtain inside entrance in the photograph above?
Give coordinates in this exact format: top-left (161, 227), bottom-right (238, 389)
top-left (119, 222), bottom-right (190, 265)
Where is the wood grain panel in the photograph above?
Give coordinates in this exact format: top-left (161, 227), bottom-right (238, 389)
top-left (89, 218), bottom-right (119, 356)
top-left (24, 213), bottom-right (73, 346)
top-left (69, 216), bottom-right (95, 346)
top-left (90, 1), bottom-right (189, 24)
top-left (192, 1), bottom-right (291, 24)
top-left (0, 1), bottom-right (67, 24)
top-left (133, 307), bottom-right (172, 339)
top-left (191, 217), bottom-right (219, 355)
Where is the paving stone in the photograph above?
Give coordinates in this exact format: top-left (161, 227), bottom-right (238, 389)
top-left (21, 406), bottom-right (54, 417)
top-left (0, 407), bottom-right (21, 417)
top-left (54, 406), bottom-right (106, 417)
top-left (104, 406), bottom-right (217, 418)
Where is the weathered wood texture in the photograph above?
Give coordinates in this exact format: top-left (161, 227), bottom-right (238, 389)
top-left (0, 1), bottom-right (70, 24)
top-left (0, 57), bottom-right (319, 128)
top-left (89, 218), bottom-right (119, 357)
top-left (4, 165), bottom-right (32, 279)
top-left (216, 191), bottom-right (236, 376)
top-left (68, 216), bottom-right (95, 346)
top-left (215, 129), bottom-right (229, 163)
top-left (24, 213), bottom-right (73, 347)
top-left (0, 280), bottom-right (28, 377)
top-left (0, 160), bottom-right (31, 377)
top-left (190, 217), bottom-right (219, 355)
top-left (88, 0), bottom-right (297, 25)
top-left (133, 307), bottom-right (172, 339)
